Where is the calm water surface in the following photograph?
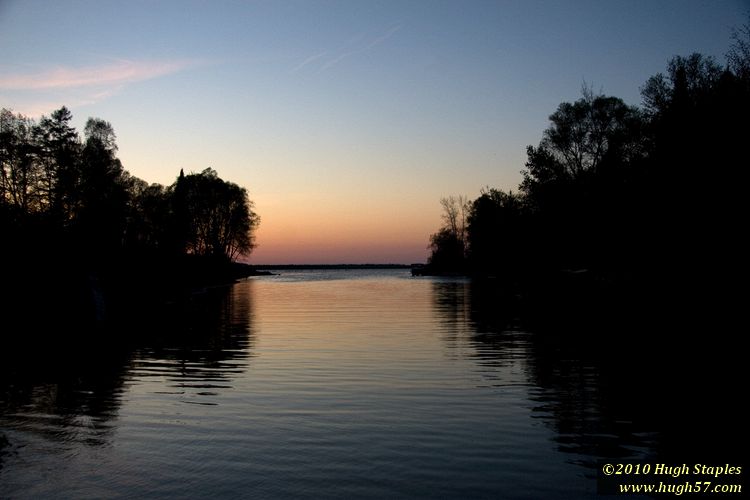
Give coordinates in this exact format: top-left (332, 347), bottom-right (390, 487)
top-left (1, 269), bottom-right (667, 498)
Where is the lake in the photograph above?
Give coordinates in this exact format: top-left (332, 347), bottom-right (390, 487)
top-left (0, 269), bottom-right (743, 498)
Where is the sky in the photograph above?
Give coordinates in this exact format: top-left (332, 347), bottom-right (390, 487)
top-left (1, 0), bottom-right (746, 264)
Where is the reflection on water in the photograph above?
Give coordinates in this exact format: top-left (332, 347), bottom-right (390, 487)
top-left (0, 270), bottom-right (743, 498)
top-left (0, 283), bottom-right (253, 492)
top-left (126, 282), bottom-right (254, 408)
top-left (431, 277), bottom-right (745, 465)
top-left (430, 279), bottom-right (659, 467)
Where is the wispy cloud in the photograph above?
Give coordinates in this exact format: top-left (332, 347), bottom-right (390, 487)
top-left (293, 24), bottom-right (402, 74)
top-left (0, 58), bottom-right (201, 91)
top-left (0, 58), bottom-right (204, 117)
top-left (320, 51), bottom-right (357, 72)
top-left (364, 24), bottom-right (402, 51)
top-left (291, 51), bottom-right (329, 74)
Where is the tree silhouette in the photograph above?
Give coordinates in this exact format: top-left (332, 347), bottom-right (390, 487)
top-left (76, 118), bottom-right (129, 255)
top-left (0, 110), bottom-right (40, 221)
top-left (425, 27), bottom-right (748, 285)
top-left (427, 195), bottom-right (469, 272)
top-left (2, 106), bottom-right (262, 329)
top-left (178, 168), bottom-right (259, 261)
top-left (521, 88), bottom-right (644, 204)
top-left (466, 188), bottom-right (528, 278)
top-left (518, 89), bottom-right (646, 271)
top-left (35, 106), bottom-right (80, 228)
top-left (727, 21), bottom-right (750, 82)
top-left (124, 177), bottom-right (170, 251)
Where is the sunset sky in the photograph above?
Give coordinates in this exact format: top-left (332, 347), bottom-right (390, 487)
top-left (1, 1), bottom-right (745, 264)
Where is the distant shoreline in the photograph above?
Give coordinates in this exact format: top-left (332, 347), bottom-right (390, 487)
top-left (250, 264), bottom-right (413, 270)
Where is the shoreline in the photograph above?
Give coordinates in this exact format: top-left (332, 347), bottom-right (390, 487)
top-left (251, 263), bottom-right (412, 271)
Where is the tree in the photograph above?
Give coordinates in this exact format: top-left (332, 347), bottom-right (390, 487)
top-left (122, 175), bottom-right (174, 252)
top-left (427, 195), bottom-right (469, 272)
top-left (440, 195), bottom-right (469, 250)
top-left (0, 109), bottom-right (42, 221)
top-left (179, 168), bottom-right (259, 261)
top-left (75, 117), bottom-right (129, 253)
top-left (639, 51), bottom-right (748, 285)
top-left (519, 89), bottom-right (646, 271)
top-left (521, 87), bottom-right (644, 199)
top-left (641, 53), bottom-right (723, 118)
top-left (466, 188), bottom-right (527, 277)
top-left (84, 118), bottom-right (118, 152)
top-left (428, 228), bottom-right (465, 272)
top-left (34, 106), bottom-right (81, 226)
top-left (727, 20), bottom-right (750, 83)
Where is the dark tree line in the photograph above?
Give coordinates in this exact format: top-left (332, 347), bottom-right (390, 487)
top-left (428, 30), bottom-right (749, 301)
top-left (1, 107), bottom-right (259, 264)
top-left (126, 167), bottom-right (258, 261)
top-left (1, 107), bottom-right (260, 327)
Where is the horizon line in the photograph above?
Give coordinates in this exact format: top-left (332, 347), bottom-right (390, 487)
top-left (247, 263), bottom-right (417, 268)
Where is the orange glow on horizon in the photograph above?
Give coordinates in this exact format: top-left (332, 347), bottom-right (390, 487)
top-left (246, 194), bottom-right (437, 264)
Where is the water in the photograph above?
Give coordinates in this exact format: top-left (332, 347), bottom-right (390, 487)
top-left (0, 269), bottom-right (739, 498)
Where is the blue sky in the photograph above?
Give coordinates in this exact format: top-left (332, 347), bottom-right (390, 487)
top-left (1, 0), bottom-right (746, 263)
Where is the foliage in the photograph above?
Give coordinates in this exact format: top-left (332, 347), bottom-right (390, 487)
top-left (466, 188), bottom-right (528, 277)
top-left (1, 108), bottom-right (260, 265)
top-left (522, 87), bottom-right (644, 188)
top-left (427, 195), bottom-right (469, 271)
top-left (427, 32), bottom-right (749, 284)
top-left (727, 21), bottom-right (750, 82)
top-left (176, 168), bottom-right (259, 260)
